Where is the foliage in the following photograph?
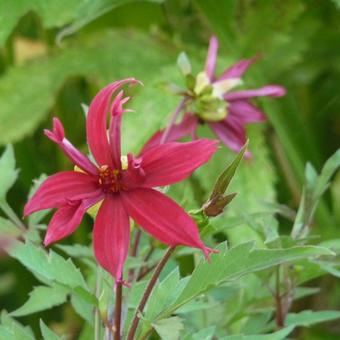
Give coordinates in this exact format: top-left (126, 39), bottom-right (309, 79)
top-left (0, 0), bottom-right (339, 339)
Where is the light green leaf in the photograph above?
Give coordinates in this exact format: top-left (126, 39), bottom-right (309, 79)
top-left (0, 0), bottom-right (164, 47)
top-left (56, 244), bottom-right (93, 258)
top-left (0, 312), bottom-right (35, 340)
top-left (286, 310), bottom-right (340, 327)
top-left (177, 52), bottom-right (192, 76)
top-left (0, 30), bottom-right (176, 147)
top-left (11, 285), bottom-right (69, 317)
top-left (71, 294), bottom-right (94, 324)
top-left (183, 326), bottom-right (215, 340)
top-left (0, 216), bottom-right (21, 237)
top-left (40, 320), bottom-right (63, 340)
top-left (153, 317), bottom-right (184, 340)
top-left (220, 326), bottom-right (294, 340)
top-left (162, 243), bottom-right (333, 317)
top-left (0, 145), bottom-right (18, 199)
top-left (8, 241), bottom-right (87, 289)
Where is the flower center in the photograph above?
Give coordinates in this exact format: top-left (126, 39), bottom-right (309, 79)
top-left (98, 165), bottom-right (125, 193)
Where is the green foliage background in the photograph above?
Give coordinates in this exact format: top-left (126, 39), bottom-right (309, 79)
top-left (0, 0), bottom-right (339, 339)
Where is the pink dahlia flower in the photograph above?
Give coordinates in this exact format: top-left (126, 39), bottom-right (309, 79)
top-left (142, 36), bottom-right (286, 157)
top-left (24, 79), bottom-right (217, 282)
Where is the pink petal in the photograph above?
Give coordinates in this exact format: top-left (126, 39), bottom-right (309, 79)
top-left (86, 79), bottom-right (138, 167)
top-left (45, 117), bottom-right (98, 175)
top-left (140, 114), bottom-right (198, 154)
top-left (209, 117), bottom-right (251, 157)
top-left (224, 85), bottom-right (286, 101)
top-left (229, 100), bottom-right (266, 123)
top-left (24, 171), bottom-right (100, 216)
top-left (205, 36), bottom-right (219, 80)
top-left (219, 56), bottom-right (257, 80)
top-left (140, 139), bottom-right (218, 187)
top-left (93, 195), bottom-right (130, 280)
top-left (44, 195), bottom-right (102, 246)
top-left (121, 188), bottom-right (209, 255)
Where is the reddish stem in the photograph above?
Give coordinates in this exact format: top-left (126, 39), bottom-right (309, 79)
top-left (127, 247), bottom-right (175, 340)
top-left (114, 281), bottom-right (123, 340)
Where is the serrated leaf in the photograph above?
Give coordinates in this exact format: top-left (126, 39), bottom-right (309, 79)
top-left (40, 320), bottom-right (63, 340)
top-left (286, 310), bottom-right (340, 327)
top-left (0, 312), bottom-right (35, 340)
top-left (8, 241), bottom-right (87, 289)
top-left (153, 317), bottom-right (184, 340)
top-left (161, 243), bottom-right (333, 317)
top-left (0, 145), bottom-right (18, 199)
top-left (10, 285), bottom-right (69, 317)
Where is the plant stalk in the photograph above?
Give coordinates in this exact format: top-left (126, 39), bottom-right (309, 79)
top-left (114, 281), bottom-right (123, 340)
top-left (127, 247), bottom-right (176, 340)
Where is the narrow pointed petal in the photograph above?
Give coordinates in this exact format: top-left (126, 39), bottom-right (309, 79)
top-left (24, 171), bottom-right (100, 216)
top-left (229, 100), bottom-right (266, 123)
top-left (86, 79), bottom-right (138, 167)
top-left (121, 188), bottom-right (209, 254)
top-left (209, 118), bottom-right (251, 157)
top-left (45, 118), bottom-right (98, 175)
top-left (219, 56), bottom-right (257, 80)
top-left (224, 85), bottom-right (286, 101)
top-left (140, 114), bottom-right (198, 154)
top-left (44, 195), bottom-right (102, 246)
top-left (140, 139), bottom-right (218, 187)
top-left (93, 196), bottom-right (130, 280)
top-left (205, 36), bottom-right (219, 80)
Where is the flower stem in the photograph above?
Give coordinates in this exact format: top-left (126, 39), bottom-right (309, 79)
top-left (114, 281), bottom-right (123, 340)
top-left (159, 99), bottom-right (186, 144)
top-left (127, 247), bottom-right (176, 340)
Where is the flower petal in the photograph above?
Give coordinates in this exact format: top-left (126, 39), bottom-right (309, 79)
top-left (24, 171), bottom-right (100, 216)
top-left (209, 117), bottom-right (251, 157)
top-left (224, 85), bottom-right (286, 101)
top-left (44, 117), bottom-right (98, 175)
top-left (121, 188), bottom-right (209, 254)
top-left (86, 79), bottom-right (138, 167)
top-left (229, 100), bottom-right (266, 123)
top-left (205, 36), bottom-right (219, 80)
top-left (44, 195), bottom-right (102, 246)
top-left (93, 195), bottom-right (130, 280)
top-left (219, 56), bottom-right (257, 80)
top-left (140, 114), bottom-right (198, 154)
top-left (140, 139), bottom-right (218, 187)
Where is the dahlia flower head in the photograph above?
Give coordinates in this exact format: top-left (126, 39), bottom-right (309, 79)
top-left (24, 79), bottom-right (217, 282)
top-left (143, 36), bottom-right (286, 157)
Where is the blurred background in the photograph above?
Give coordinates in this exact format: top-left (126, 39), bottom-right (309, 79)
top-left (0, 0), bottom-right (339, 338)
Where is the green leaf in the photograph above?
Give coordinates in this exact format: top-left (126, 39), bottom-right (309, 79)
top-left (0, 145), bottom-right (18, 199)
top-left (8, 241), bottom-right (87, 289)
top-left (183, 326), bottom-right (215, 340)
top-left (159, 243), bottom-right (333, 318)
top-left (10, 285), bottom-right (69, 317)
top-left (152, 317), bottom-right (184, 340)
top-left (71, 294), bottom-right (94, 324)
top-left (40, 320), bottom-right (63, 340)
top-left (0, 30), bottom-right (176, 147)
top-left (0, 0), bottom-right (163, 47)
top-left (210, 141), bottom-right (248, 200)
top-left (220, 327), bottom-right (294, 340)
top-left (286, 310), bottom-right (340, 327)
top-left (0, 312), bottom-right (35, 340)
top-left (0, 216), bottom-right (21, 237)
top-left (314, 148), bottom-right (340, 200)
